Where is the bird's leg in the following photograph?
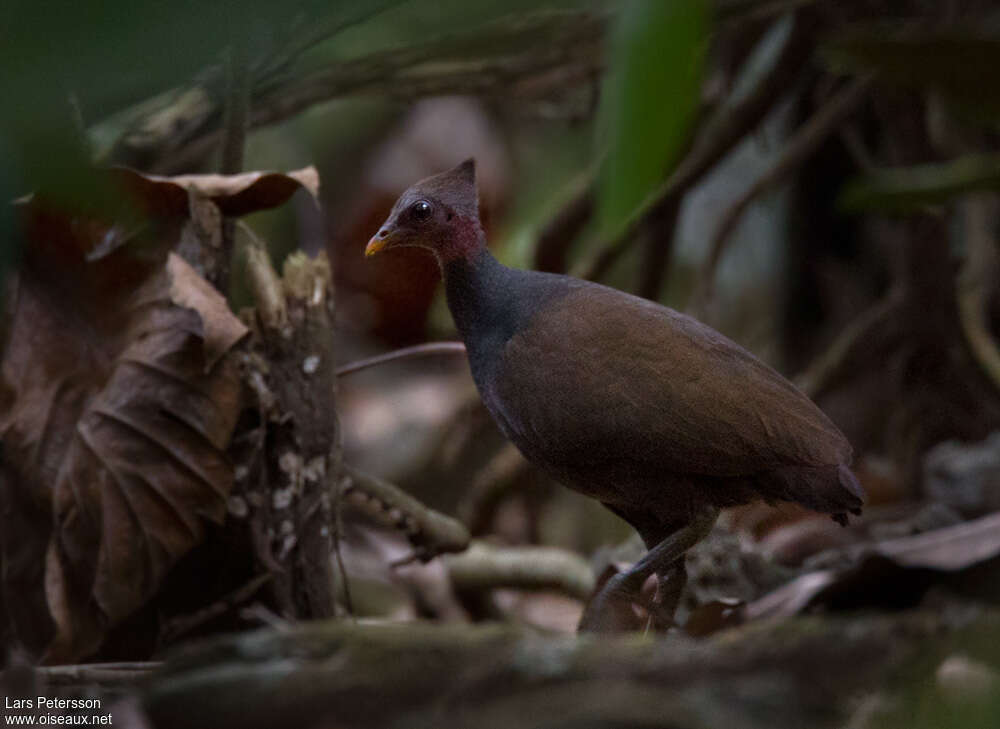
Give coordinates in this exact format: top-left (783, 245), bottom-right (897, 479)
top-left (579, 506), bottom-right (718, 632)
top-left (647, 558), bottom-right (688, 631)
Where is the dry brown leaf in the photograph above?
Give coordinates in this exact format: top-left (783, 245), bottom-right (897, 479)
top-left (1, 201), bottom-right (247, 660)
top-left (876, 510), bottom-right (1000, 569)
top-left (745, 570), bottom-right (839, 621)
top-left (167, 254), bottom-right (248, 370)
top-left (112, 166), bottom-right (320, 218)
top-left (746, 511), bottom-right (1000, 620)
top-left (683, 597), bottom-right (745, 637)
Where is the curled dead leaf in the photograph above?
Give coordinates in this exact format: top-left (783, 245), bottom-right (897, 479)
top-left (112, 166), bottom-right (320, 218)
top-left (1, 200), bottom-right (247, 660)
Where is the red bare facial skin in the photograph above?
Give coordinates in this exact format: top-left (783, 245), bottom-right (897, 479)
top-left (365, 158), bottom-right (483, 270)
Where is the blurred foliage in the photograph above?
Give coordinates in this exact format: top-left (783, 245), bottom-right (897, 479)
top-left (3, 4), bottom-right (1000, 721)
top-left (3, 0), bottom-right (285, 187)
top-left (1, 0), bottom-right (602, 290)
top-left (0, 0), bottom-right (383, 289)
top-left (824, 29), bottom-right (1000, 125)
top-left (839, 155), bottom-right (1000, 213)
top-left (595, 0), bottom-right (709, 239)
top-left (305, 0), bottom-right (599, 63)
top-left (882, 619), bottom-right (1000, 729)
top-left (825, 25), bottom-right (1000, 214)
top-left (494, 129), bottom-right (595, 270)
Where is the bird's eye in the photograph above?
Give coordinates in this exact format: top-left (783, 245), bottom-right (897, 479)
top-left (411, 200), bottom-right (433, 221)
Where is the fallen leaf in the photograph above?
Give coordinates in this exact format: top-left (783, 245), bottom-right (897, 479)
top-left (876, 510), bottom-right (1000, 570)
top-left (745, 570), bottom-right (838, 621)
top-left (747, 511), bottom-right (1000, 620)
top-left (684, 597), bottom-right (745, 637)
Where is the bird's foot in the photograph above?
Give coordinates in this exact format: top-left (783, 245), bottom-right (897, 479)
top-left (579, 558), bottom-right (690, 634)
top-left (578, 571), bottom-right (646, 633)
top-left (645, 567), bottom-right (686, 632)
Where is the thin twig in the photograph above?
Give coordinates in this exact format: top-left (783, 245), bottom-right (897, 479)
top-left (220, 45), bottom-right (250, 176)
top-left (458, 442), bottom-right (533, 533)
top-left (795, 291), bottom-right (905, 399)
top-left (67, 92), bottom-right (91, 159)
top-left (217, 42), bottom-right (251, 293)
top-left (160, 573), bottom-right (273, 643)
top-left (330, 410), bottom-right (355, 618)
top-left (238, 603), bottom-right (292, 631)
top-left (335, 342), bottom-right (467, 377)
top-left (690, 76), bottom-right (873, 315)
top-left (533, 172), bottom-right (595, 273)
top-left (636, 196), bottom-right (683, 301)
top-left (839, 123), bottom-right (877, 172)
top-left (260, 1), bottom-right (408, 84)
top-left (332, 525), bottom-right (354, 616)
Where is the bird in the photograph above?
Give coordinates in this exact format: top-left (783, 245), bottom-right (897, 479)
top-left (365, 159), bottom-right (864, 632)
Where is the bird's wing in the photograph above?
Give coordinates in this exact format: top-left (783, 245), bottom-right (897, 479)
top-left (492, 283), bottom-right (851, 479)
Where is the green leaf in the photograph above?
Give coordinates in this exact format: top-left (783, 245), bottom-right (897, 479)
top-left (838, 154), bottom-right (1000, 213)
top-left (595, 0), bottom-right (709, 239)
top-left (824, 30), bottom-right (1000, 124)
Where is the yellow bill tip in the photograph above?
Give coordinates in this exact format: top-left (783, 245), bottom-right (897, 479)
top-left (365, 235), bottom-right (389, 257)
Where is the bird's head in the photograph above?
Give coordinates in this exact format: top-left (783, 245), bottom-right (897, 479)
top-left (365, 158), bottom-right (484, 266)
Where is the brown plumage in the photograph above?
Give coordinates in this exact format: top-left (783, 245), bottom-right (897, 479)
top-left (494, 285), bottom-right (862, 520)
top-left (367, 159), bottom-right (863, 631)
